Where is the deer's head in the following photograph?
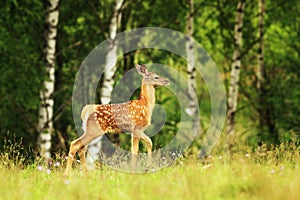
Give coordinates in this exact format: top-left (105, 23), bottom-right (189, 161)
top-left (135, 64), bottom-right (170, 87)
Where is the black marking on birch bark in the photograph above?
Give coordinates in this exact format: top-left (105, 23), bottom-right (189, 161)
top-left (48, 2), bottom-right (60, 12)
top-left (41, 102), bottom-right (52, 107)
top-left (189, 75), bottom-right (196, 79)
top-left (237, 8), bottom-right (243, 13)
top-left (187, 68), bottom-right (196, 74)
top-left (227, 111), bottom-right (236, 123)
top-left (258, 48), bottom-right (263, 54)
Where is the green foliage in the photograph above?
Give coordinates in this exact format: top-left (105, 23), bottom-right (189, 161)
top-left (0, 0), bottom-right (299, 154)
top-left (0, 0), bottom-right (44, 144)
top-left (237, 1), bottom-right (300, 144)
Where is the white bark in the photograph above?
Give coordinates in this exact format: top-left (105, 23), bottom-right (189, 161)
top-left (38, 0), bottom-right (59, 159)
top-left (185, 0), bottom-right (202, 140)
top-left (101, 0), bottom-right (124, 104)
top-left (227, 0), bottom-right (246, 136)
top-left (185, 0), bottom-right (198, 117)
top-left (86, 0), bottom-right (124, 167)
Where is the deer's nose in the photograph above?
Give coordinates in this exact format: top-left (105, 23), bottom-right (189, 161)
top-left (164, 80), bottom-right (170, 85)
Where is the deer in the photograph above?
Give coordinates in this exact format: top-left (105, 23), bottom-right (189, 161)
top-left (63, 64), bottom-right (170, 177)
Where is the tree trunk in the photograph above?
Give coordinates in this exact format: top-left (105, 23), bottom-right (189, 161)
top-left (257, 0), bottom-right (264, 90)
top-left (257, 0), bottom-right (265, 135)
top-left (38, 0), bottom-right (60, 159)
top-left (185, 0), bottom-right (201, 137)
top-left (256, 0), bottom-right (277, 142)
top-left (226, 0), bottom-right (246, 142)
top-left (86, 0), bottom-right (124, 167)
top-left (185, 0), bottom-right (197, 116)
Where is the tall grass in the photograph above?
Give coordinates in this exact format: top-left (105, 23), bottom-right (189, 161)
top-left (0, 136), bottom-right (299, 200)
top-left (0, 136), bottom-right (32, 169)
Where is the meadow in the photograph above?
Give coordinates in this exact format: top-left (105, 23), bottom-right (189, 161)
top-left (1, 139), bottom-right (299, 200)
top-left (1, 1), bottom-right (299, 199)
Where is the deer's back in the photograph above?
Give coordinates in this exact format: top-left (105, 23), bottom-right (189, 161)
top-left (83, 100), bottom-right (151, 134)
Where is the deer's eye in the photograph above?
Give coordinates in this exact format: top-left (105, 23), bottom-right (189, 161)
top-left (154, 76), bottom-right (159, 79)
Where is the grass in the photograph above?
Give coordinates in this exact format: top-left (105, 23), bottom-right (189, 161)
top-left (0, 141), bottom-right (300, 200)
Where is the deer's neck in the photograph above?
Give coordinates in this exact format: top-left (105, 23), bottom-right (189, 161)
top-left (139, 81), bottom-right (156, 113)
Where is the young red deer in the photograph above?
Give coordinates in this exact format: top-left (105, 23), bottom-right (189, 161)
top-left (63, 64), bottom-right (170, 176)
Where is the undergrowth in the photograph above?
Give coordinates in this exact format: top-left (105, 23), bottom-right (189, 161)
top-left (0, 135), bottom-right (299, 200)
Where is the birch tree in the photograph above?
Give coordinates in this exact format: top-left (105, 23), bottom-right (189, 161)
top-left (226, 0), bottom-right (246, 141)
top-left (38, 0), bottom-right (59, 159)
top-left (185, 0), bottom-right (197, 116)
top-left (185, 0), bottom-right (202, 138)
top-left (101, 0), bottom-right (124, 104)
top-left (257, 0), bottom-right (266, 135)
top-left (86, 0), bottom-right (125, 166)
top-left (257, 0), bottom-right (264, 90)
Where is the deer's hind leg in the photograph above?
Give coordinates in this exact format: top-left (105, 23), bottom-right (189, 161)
top-left (64, 115), bottom-right (104, 177)
top-left (78, 146), bottom-right (88, 174)
top-left (63, 138), bottom-right (85, 177)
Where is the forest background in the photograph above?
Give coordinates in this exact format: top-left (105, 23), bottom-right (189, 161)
top-left (0, 0), bottom-right (299, 161)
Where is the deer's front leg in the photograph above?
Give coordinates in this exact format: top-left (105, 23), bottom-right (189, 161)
top-left (140, 132), bottom-right (153, 166)
top-left (131, 135), bottom-right (140, 170)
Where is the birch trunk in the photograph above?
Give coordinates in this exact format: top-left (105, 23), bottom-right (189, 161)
top-left (257, 0), bottom-right (264, 90)
top-left (185, 0), bottom-right (201, 138)
top-left (257, 0), bottom-right (268, 137)
top-left (226, 0), bottom-right (246, 139)
top-left (185, 0), bottom-right (197, 116)
top-left (38, 0), bottom-right (59, 159)
top-left (86, 0), bottom-right (124, 167)
top-left (101, 0), bottom-right (124, 104)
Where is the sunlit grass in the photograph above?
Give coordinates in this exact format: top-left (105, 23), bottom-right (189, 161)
top-left (0, 140), bottom-right (300, 200)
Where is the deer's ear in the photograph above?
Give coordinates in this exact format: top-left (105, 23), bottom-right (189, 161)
top-left (135, 64), bottom-right (149, 76)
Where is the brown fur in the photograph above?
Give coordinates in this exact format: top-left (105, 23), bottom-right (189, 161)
top-left (63, 64), bottom-right (169, 176)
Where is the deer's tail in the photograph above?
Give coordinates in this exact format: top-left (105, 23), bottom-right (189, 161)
top-left (81, 105), bottom-right (97, 132)
top-left (81, 105), bottom-right (96, 121)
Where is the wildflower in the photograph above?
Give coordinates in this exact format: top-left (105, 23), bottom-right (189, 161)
top-left (245, 153), bottom-right (250, 157)
top-left (46, 169), bottom-right (51, 174)
top-left (54, 162), bottom-right (60, 167)
top-left (37, 166), bottom-right (43, 171)
top-left (219, 155), bottom-right (223, 159)
top-left (271, 169), bottom-right (275, 174)
top-left (172, 152), bottom-right (176, 156)
top-left (64, 180), bottom-right (70, 185)
top-left (151, 168), bottom-right (156, 173)
top-left (280, 166), bottom-right (284, 170)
